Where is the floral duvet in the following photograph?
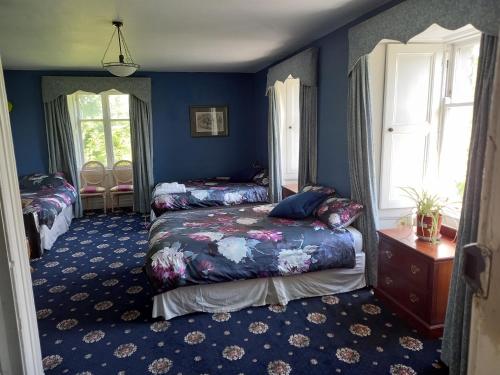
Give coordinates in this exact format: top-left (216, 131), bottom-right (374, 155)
top-left (20, 174), bottom-right (77, 229)
top-left (151, 180), bottom-right (268, 217)
top-left (145, 204), bottom-right (356, 295)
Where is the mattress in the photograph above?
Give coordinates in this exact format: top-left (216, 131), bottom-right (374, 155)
top-left (152, 249), bottom-right (365, 319)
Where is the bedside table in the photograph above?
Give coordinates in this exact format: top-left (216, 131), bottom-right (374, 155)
top-left (282, 182), bottom-right (298, 199)
top-left (374, 227), bottom-right (456, 338)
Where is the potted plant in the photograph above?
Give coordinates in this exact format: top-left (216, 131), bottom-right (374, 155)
top-left (400, 187), bottom-right (448, 243)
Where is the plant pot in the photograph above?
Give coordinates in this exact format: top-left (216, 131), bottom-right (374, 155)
top-left (416, 214), bottom-right (442, 242)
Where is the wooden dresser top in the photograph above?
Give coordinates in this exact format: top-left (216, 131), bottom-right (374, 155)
top-left (379, 227), bottom-right (456, 261)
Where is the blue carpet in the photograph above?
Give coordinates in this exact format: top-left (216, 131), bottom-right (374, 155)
top-left (31, 212), bottom-right (447, 374)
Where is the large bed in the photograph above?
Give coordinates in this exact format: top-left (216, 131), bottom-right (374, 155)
top-left (20, 173), bottom-right (76, 257)
top-left (145, 203), bottom-right (365, 319)
top-left (151, 178), bottom-right (269, 218)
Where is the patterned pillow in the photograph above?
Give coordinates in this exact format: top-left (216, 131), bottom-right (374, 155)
top-left (19, 173), bottom-right (65, 190)
top-left (316, 197), bottom-right (364, 229)
top-left (252, 169), bottom-right (269, 186)
top-left (300, 184), bottom-right (335, 196)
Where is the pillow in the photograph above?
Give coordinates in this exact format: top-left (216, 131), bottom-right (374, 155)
top-left (19, 173), bottom-right (65, 190)
top-left (269, 191), bottom-right (329, 219)
top-left (316, 197), bottom-right (364, 229)
top-left (301, 184), bottom-right (335, 196)
top-left (252, 169), bottom-right (269, 186)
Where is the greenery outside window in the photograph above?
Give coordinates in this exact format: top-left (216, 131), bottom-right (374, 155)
top-left (68, 90), bottom-right (132, 168)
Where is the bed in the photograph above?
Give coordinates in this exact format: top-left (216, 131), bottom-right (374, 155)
top-left (20, 173), bottom-right (77, 257)
top-left (151, 177), bottom-right (269, 219)
top-left (144, 203), bottom-right (365, 319)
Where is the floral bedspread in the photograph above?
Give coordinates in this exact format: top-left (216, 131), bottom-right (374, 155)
top-left (145, 204), bottom-right (356, 295)
top-left (151, 180), bottom-right (269, 217)
top-left (20, 174), bottom-right (77, 229)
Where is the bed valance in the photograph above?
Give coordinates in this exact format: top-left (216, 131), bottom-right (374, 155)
top-left (41, 76), bottom-right (152, 103)
top-left (348, 0), bottom-right (500, 72)
top-left (266, 48), bottom-right (318, 87)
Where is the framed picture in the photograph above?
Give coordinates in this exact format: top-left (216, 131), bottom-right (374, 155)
top-left (190, 105), bottom-right (228, 137)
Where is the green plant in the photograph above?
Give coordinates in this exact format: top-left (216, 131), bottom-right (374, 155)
top-left (399, 187), bottom-right (449, 242)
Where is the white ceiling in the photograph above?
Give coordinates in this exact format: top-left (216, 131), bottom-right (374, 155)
top-left (0, 0), bottom-right (392, 72)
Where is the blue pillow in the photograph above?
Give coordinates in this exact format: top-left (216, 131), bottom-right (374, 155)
top-left (269, 191), bottom-right (328, 219)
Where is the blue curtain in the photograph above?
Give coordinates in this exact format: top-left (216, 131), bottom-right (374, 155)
top-left (267, 87), bottom-right (283, 203)
top-left (44, 95), bottom-right (82, 217)
top-left (347, 55), bottom-right (379, 286)
top-left (441, 33), bottom-right (498, 375)
top-left (298, 84), bottom-right (318, 190)
top-left (129, 95), bottom-right (154, 214)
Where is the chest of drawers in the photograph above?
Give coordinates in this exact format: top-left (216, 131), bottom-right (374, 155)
top-left (375, 227), bottom-right (456, 337)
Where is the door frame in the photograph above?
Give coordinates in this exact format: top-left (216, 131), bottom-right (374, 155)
top-left (0, 59), bottom-right (43, 374)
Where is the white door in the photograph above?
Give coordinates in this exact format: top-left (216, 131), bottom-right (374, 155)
top-left (379, 44), bottom-right (444, 209)
top-left (466, 49), bottom-right (500, 374)
top-left (0, 58), bottom-right (43, 373)
top-left (281, 77), bottom-right (300, 183)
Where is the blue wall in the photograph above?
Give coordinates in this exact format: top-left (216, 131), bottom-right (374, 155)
top-left (4, 70), bottom-right (257, 182)
top-left (253, 0), bottom-right (403, 197)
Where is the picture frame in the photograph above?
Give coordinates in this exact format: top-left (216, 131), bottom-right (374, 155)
top-left (190, 105), bottom-right (229, 137)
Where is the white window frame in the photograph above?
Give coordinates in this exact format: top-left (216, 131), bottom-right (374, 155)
top-left (73, 90), bottom-right (131, 169)
top-left (437, 35), bottom-right (481, 221)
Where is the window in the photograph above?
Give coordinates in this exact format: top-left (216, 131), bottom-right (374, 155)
top-left (438, 40), bottom-right (480, 209)
top-left (379, 36), bottom-right (480, 220)
top-left (274, 76), bottom-right (300, 184)
top-left (70, 90), bottom-right (132, 168)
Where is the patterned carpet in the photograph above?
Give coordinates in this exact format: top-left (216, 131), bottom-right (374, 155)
top-left (31, 212), bottom-right (448, 374)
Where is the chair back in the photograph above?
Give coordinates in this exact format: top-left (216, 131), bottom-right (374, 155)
top-left (112, 160), bottom-right (133, 185)
top-left (81, 161), bottom-right (106, 186)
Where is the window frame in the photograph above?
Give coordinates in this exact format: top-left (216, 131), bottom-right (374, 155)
top-left (74, 90), bottom-right (131, 169)
top-left (437, 35), bottom-right (480, 220)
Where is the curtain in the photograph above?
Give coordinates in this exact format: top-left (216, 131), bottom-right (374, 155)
top-left (267, 87), bottom-right (283, 203)
top-left (347, 55), bottom-right (379, 286)
top-left (441, 34), bottom-right (498, 375)
top-left (129, 95), bottom-right (154, 214)
top-left (44, 95), bottom-right (82, 217)
top-left (298, 84), bottom-right (318, 189)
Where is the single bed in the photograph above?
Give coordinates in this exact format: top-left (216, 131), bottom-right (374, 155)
top-left (20, 173), bottom-right (77, 257)
top-left (144, 203), bottom-right (366, 319)
top-left (151, 178), bottom-right (269, 219)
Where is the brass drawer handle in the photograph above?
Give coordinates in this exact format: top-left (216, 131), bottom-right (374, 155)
top-left (409, 293), bottom-right (419, 303)
top-left (384, 276), bottom-right (393, 285)
top-left (385, 250), bottom-right (393, 260)
top-left (410, 264), bottom-right (420, 274)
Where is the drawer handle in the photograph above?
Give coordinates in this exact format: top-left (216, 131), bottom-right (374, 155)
top-left (409, 293), bottom-right (419, 303)
top-left (385, 250), bottom-right (393, 260)
top-left (410, 264), bottom-right (420, 274)
top-left (384, 276), bottom-right (393, 285)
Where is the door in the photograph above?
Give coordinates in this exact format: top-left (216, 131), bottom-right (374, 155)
top-left (379, 44), bottom-right (444, 209)
top-left (0, 58), bottom-right (44, 374)
top-left (466, 49), bottom-right (500, 374)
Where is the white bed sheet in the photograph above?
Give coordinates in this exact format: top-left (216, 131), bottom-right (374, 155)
top-left (152, 249), bottom-right (366, 320)
top-left (37, 204), bottom-right (73, 250)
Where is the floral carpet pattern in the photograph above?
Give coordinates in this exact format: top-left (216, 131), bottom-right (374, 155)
top-left (31, 212), bottom-right (447, 374)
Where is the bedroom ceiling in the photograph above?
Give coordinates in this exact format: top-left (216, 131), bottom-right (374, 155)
top-left (0, 0), bottom-right (392, 72)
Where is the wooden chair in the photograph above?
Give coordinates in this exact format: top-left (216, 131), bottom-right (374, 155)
top-left (80, 161), bottom-right (107, 213)
top-left (110, 160), bottom-right (134, 212)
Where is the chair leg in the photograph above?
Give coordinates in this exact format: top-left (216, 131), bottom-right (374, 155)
top-left (103, 194), bottom-right (107, 214)
top-left (111, 193), bottom-right (114, 213)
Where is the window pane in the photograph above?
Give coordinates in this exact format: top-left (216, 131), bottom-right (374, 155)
top-left (451, 42), bottom-right (480, 103)
top-left (111, 120), bottom-right (132, 162)
top-left (439, 106), bottom-right (473, 205)
top-left (81, 121), bottom-right (107, 165)
top-left (78, 94), bottom-right (103, 119)
top-left (108, 95), bottom-right (130, 119)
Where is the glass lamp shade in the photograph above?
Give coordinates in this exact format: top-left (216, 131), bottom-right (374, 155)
top-left (103, 62), bottom-right (139, 77)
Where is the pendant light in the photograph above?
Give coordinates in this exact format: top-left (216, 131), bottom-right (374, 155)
top-left (101, 20), bottom-right (140, 77)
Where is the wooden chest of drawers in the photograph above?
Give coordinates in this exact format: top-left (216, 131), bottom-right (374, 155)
top-left (374, 227), bottom-right (456, 338)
